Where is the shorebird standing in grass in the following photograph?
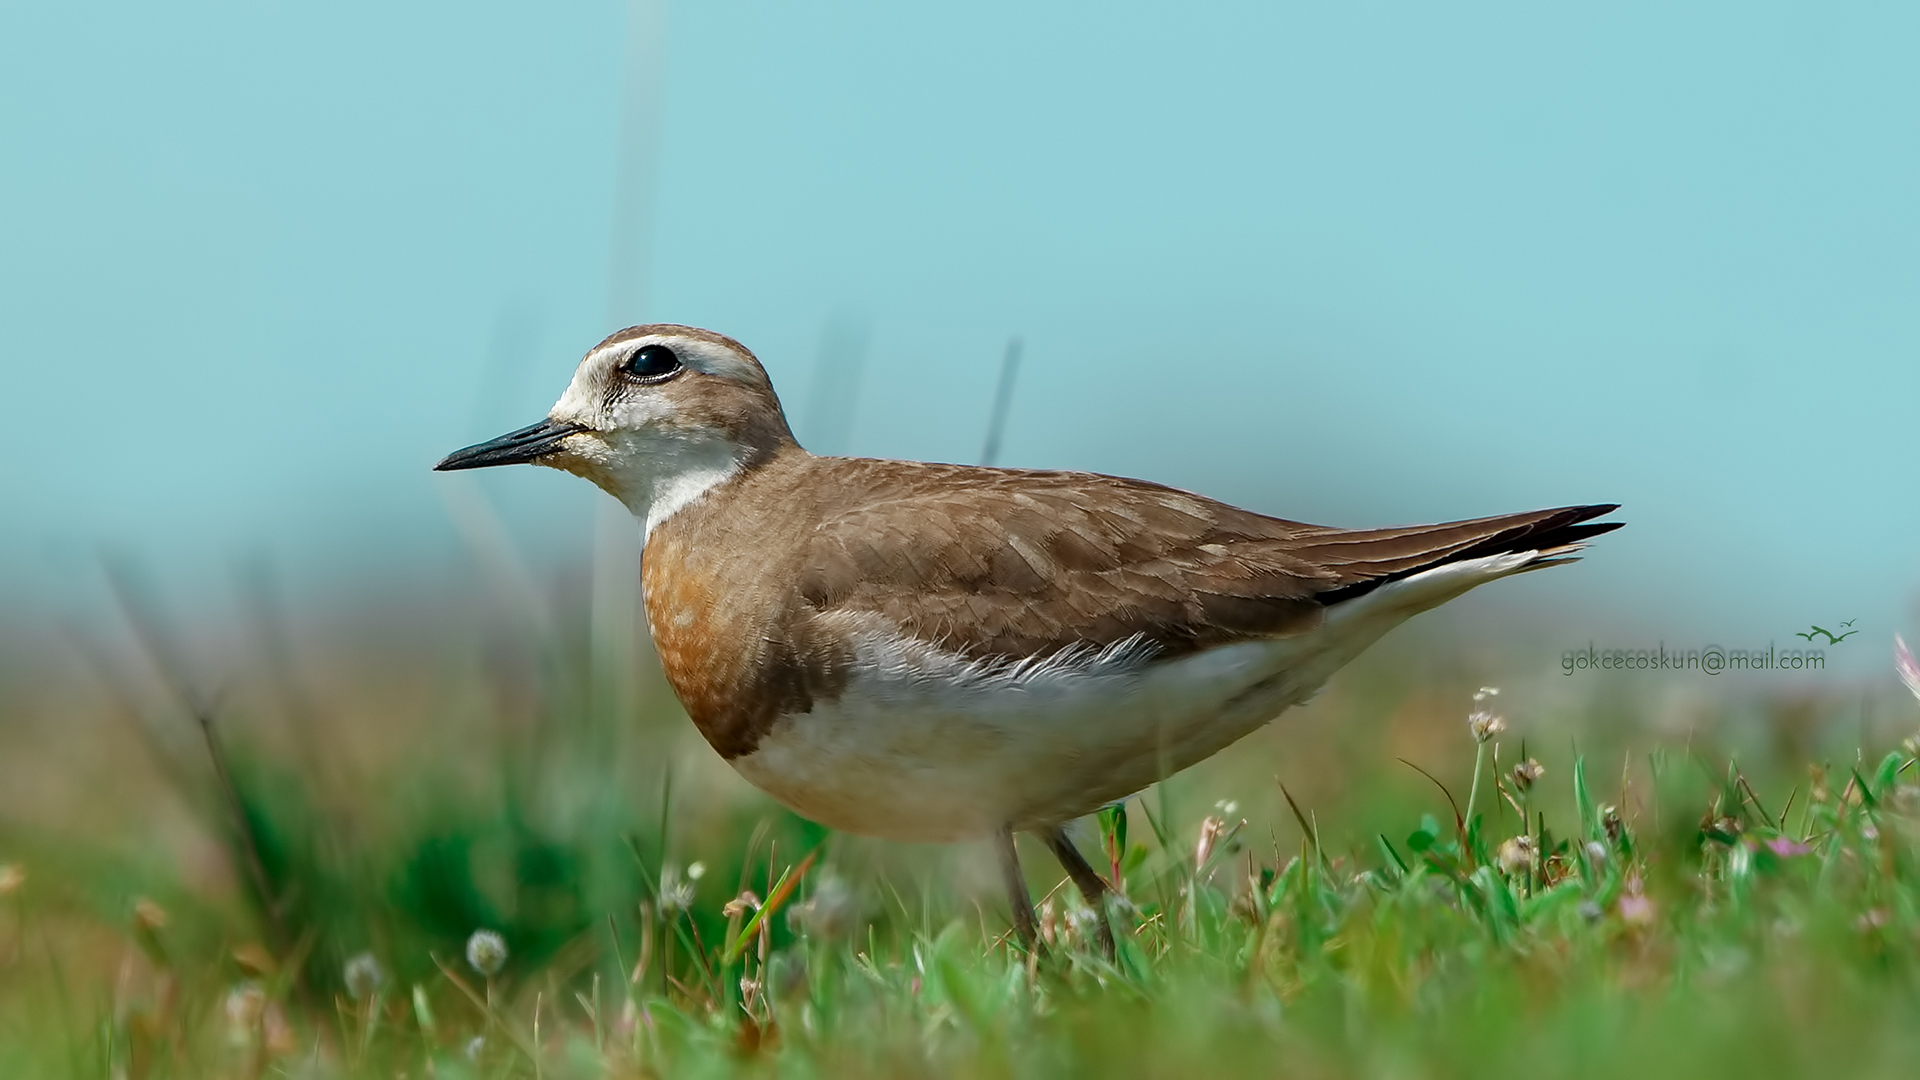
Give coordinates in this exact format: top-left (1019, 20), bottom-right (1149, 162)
top-left (436, 324), bottom-right (1621, 954)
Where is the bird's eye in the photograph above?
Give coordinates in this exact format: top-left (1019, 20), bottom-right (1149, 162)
top-left (620, 344), bottom-right (682, 383)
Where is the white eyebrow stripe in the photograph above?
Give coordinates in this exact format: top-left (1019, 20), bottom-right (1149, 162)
top-left (584, 340), bottom-right (643, 369)
top-left (588, 335), bottom-right (761, 384)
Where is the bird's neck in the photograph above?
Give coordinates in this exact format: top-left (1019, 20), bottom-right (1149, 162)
top-left (617, 432), bottom-right (806, 541)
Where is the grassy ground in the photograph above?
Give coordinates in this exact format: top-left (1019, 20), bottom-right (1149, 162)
top-left (2, 576), bottom-right (1918, 1078)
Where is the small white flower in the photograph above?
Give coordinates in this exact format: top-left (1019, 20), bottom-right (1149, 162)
top-left (658, 865), bottom-right (697, 914)
top-left (225, 980), bottom-right (267, 1025)
top-left (224, 981), bottom-right (268, 1046)
top-left (343, 952), bottom-right (384, 1001)
top-left (1065, 905), bottom-right (1102, 943)
top-left (465, 929), bottom-right (508, 977)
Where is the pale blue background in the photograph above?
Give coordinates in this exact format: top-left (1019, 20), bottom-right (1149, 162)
top-left (2, 2), bottom-right (1916, 669)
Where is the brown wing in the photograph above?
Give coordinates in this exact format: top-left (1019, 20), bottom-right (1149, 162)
top-left (795, 457), bottom-right (1620, 664)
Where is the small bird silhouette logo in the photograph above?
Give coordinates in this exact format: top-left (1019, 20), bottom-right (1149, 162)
top-left (1797, 619), bottom-right (1858, 645)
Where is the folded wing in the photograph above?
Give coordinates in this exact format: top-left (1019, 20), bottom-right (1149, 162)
top-left (797, 459), bottom-right (1620, 665)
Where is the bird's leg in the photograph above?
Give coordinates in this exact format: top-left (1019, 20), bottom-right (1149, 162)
top-left (1042, 825), bottom-right (1117, 959)
top-left (995, 825), bottom-right (1043, 955)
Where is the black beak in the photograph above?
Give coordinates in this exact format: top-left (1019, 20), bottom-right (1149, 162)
top-left (433, 418), bottom-right (586, 471)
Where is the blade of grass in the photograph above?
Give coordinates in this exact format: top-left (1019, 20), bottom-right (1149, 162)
top-left (1572, 753), bottom-right (1597, 840)
top-left (723, 848), bottom-right (819, 965)
top-left (1279, 784), bottom-right (1330, 871)
top-left (430, 953), bottom-right (538, 1062)
top-left (1396, 759), bottom-right (1467, 851)
top-left (1376, 835), bottom-right (1410, 877)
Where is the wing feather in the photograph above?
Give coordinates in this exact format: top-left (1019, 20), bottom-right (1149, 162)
top-left (794, 457), bottom-right (1619, 665)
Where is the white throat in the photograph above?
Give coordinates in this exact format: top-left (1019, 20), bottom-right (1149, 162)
top-left (610, 433), bottom-right (745, 541)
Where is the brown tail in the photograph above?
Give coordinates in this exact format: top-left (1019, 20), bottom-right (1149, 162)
top-left (1295, 504), bottom-right (1623, 605)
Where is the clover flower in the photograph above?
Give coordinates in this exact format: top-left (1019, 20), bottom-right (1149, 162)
top-left (1511, 758), bottom-right (1545, 793)
top-left (1495, 835), bottom-right (1536, 876)
top-left (1468, 687), bottom-right (1506, 744)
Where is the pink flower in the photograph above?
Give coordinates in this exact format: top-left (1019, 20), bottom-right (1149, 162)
top-left (1764, 837), bottom-right (1811, 858)
top-left (1897, 635), bottom-right (1920, 703)
top-left (1618, 893), bottom-right (1656, 927)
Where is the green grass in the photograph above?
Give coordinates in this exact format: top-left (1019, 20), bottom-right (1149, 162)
top-left (2, 584), bottom-right (1918, 1078)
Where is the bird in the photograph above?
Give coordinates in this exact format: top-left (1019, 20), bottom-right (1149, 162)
top-left (1798, 621), bottom-right (1859, 645)
top-left (435, 324), bottom-right (1622, 954)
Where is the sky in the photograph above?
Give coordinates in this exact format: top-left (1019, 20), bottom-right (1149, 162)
top-left (2, 2), bottom-right (1916, 677)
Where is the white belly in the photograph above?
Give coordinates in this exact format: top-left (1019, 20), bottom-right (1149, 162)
top-left (728, 552), bottom-right (1539, 840)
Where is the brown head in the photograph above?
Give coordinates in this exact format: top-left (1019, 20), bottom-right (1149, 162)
top-left (434, 324), bottom-right (801, 535)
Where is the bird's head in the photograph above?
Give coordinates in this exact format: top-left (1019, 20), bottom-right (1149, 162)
top-left (435, 324), bottom-right (798, 534)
